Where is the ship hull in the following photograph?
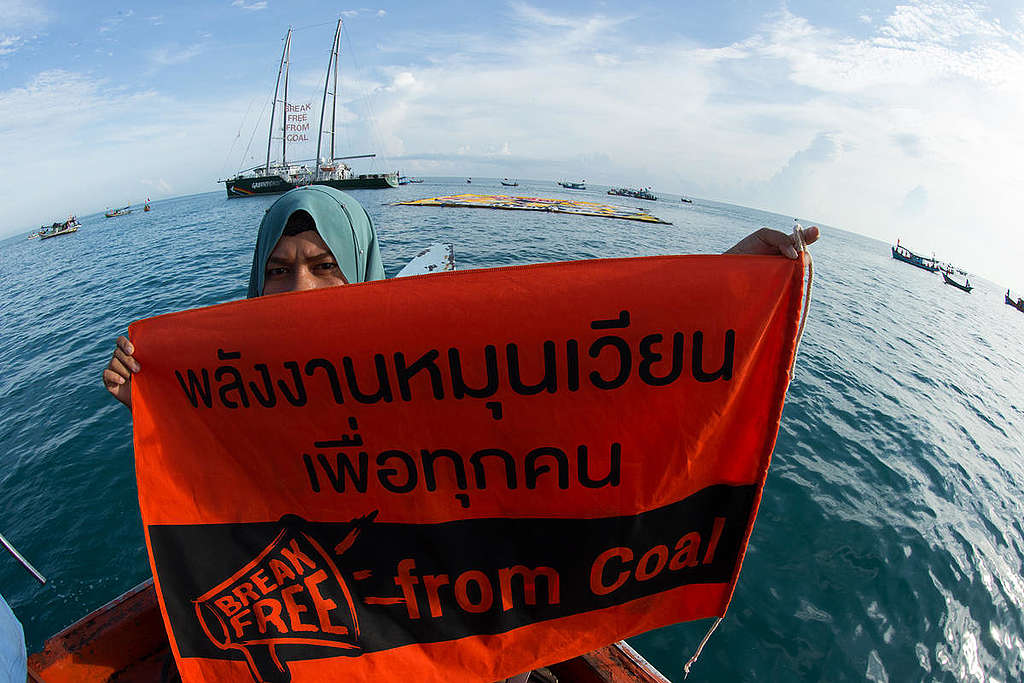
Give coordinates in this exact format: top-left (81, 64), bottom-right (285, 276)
top-left (225, 173), bottom-right (398, 198)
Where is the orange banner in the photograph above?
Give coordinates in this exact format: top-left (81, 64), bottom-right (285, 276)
top-left (131, 255), bottom-right (805, 682)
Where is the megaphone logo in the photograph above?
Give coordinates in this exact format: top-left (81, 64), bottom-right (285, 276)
top-left (193, 513), bottom-right (374, 682)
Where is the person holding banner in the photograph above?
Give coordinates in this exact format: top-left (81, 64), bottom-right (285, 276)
top-left (102, 186), bottom-right (817, 405)
top-left (100, 186), bottom-right (817, 683)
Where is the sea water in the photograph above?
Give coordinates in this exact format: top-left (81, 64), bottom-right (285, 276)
top-left (1, 178), bottom-right (1022, 681)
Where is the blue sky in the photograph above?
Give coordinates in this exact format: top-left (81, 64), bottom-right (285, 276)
top-left (2, 0), bottom-right (1023, 288)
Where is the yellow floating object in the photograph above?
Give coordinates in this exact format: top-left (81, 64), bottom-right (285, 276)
top-left (396, 194), bottom-right (671, 224)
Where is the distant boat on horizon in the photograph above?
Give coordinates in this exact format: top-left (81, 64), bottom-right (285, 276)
top-left (558, 180), bottom-right (586, 190)
top-left (941, 272), bottom-right (972, 293)
top-left (105, 205), bottom-right (132, 218)
top-left (608, 187), bottom-right (656, 201)
top-left (37, 215), bottom-right (80, 239)
top-left (891, 241), bottom-right (939, 272)
top-left (501, 178), bottom-right (518, 187)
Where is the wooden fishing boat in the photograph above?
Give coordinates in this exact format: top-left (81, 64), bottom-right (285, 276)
top-left (891, 244), bottom-right (938, 272)
top-left (37, 217), bottom-right (80, 240)
top-left (105, 206), bottom-right (132, 218)
top-left (501, 178), bottom-right (519, 187)
top-left (1007, 292), bottom-right (1024, 312)
top-left (27, 579), bottom-right (670, 682)
top-left (558, 180), bottom-right (586, 190)
top-left (941, 272), bottom-right (972, 292)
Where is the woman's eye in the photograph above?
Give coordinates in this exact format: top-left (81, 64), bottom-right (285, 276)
top-left (314, 262), bottom-right (339, 272)
top-left (266, 267), bottom-right (288, 277)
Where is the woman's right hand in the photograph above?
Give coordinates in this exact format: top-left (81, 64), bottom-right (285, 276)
top-left (102, 335), bottom-right (138, 409)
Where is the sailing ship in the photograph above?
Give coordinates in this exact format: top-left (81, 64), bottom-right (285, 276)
top-left (37, 216), bottom-right (81, 240)
top-left (104, 205), bottom-right (132, 218)
top-left (223, 20), bottom-right (397, 199)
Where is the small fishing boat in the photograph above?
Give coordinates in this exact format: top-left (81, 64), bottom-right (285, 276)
top-left (680, 197), bottom-right (693, 204)
top-left (105, 205), bottom-right (132, 218)
top-left (558, 180), bottom-right (586, 190)
top-left (941, 272), bottom-right (972, 292)
top-left (891, 243), bottom-right (939, 272)
top-left (1007, 291), bottom-right (1024, 312)
top-left (143, 197), bottom-right (152, 212)
top-left (501, 178), bottom-right (519, 187)
top-left (608, 187), bottom-right (656, 201)
top-left (37, 216), bottom-right (80, 239)
top-left (398, 176), bottom-right (423, 185)
top-left (467, 178), bottom-right (472, 183)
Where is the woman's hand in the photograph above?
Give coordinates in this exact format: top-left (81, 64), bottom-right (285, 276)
top-left (725, 225), bottom-right (820, 258)
top-left (102, 335), bottom-right (138, 409)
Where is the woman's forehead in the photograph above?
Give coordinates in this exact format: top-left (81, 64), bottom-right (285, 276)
top-left (269, 230), bottom-right (332, 258)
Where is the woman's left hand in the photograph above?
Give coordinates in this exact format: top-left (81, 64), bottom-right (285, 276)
top-left (725, 225), bottom-right (820, 259)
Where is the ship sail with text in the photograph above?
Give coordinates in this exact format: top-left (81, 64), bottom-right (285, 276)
top-left (222, 20), bottom-right (397, 198)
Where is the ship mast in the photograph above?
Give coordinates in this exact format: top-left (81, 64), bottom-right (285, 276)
top-left (266, 28), bottom-right (292, 174)
top-left (316, 18), bottom-right (342, 179)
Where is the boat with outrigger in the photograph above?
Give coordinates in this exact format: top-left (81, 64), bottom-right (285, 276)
top-left (608, 187), bottom-right (657, 201)
top-left (398, 176), bottom-right (423, 185)
top-left (222, 20), bottom-right (397, 198)
top-left (104, 205), bottom-right (132, 218)
top-left (36, 216), bottom-right (81, 240)
top-left (891, 241), bottom-right (939, 272)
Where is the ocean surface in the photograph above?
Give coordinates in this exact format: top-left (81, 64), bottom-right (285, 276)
top-left (1, 178), bottom-right (1022, 681)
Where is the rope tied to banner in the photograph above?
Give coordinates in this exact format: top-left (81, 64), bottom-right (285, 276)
top-left (683, 225), bottom-right (815, 679)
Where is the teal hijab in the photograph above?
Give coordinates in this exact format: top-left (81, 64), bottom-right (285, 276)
top-left (247, 186), bottom-right (385, 298)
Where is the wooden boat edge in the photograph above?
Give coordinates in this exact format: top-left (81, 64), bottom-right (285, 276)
top-left (28, 579), bottom-right (669, 682)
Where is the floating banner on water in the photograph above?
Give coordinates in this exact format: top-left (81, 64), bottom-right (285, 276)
top-left (131, 254), bottom-right (804, 682)
top-left (396, 193), bottom-right (672, 224)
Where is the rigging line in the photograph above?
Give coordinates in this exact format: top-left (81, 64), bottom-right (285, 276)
top-left (291, 19), bottom-right (339, 32)
top-left (233, 44), bottom-right (286, 172)
top-left (342, 27), bottom-right (392, 173)
top-left (221, 94), bottom-right (259, 177)
top-left (240, 92), bottom-right (273, 171)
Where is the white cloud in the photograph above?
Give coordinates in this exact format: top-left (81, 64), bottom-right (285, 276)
top-left (0, 69), bottom-right (248, 230)
top-left (98, 9), bottom-right (134, 33)
top-left (148, 43), bottom-right (204, 66)
top-left (0, 0), bottom-right (48, 29)
top-left (1, 34), bottom-right (24, 55)
top-left (232, 0), bottom-right (267, 10)
top-left (353, 0), bottom-right (1022, 286)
